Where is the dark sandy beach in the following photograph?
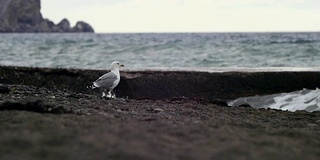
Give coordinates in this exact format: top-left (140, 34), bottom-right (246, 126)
top-left (1, 84), bottom-right (320, 160)
top-left (0, 66), bottom-right (320, 160)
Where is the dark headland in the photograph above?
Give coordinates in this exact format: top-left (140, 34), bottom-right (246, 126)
top-left (0, 0), bottom-right (94, 33)
top-left (0, 66), bottom-right (319, 160)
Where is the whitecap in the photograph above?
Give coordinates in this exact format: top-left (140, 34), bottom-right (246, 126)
top-left (228, 88), bottom-right (320, 112)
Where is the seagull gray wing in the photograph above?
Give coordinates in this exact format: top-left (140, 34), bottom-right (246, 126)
top-left (93, 72), bottom-right (117, 89)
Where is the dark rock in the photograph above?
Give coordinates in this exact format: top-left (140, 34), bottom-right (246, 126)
top-left (0, 0), bottom-right (42, 32)
top-left (153, 108), bottom-right (164, 113)
top-left (38, 18), bottom-right (61, 32)
top-left (57, 18), bottom-right (71, 32)
top-left (72, 21), bottom-right (95, 33)
top-left (0, 0), bottom-right (94, 33)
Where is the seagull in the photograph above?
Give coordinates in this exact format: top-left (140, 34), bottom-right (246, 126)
top-left (90, 61), bottom-right (124, 98)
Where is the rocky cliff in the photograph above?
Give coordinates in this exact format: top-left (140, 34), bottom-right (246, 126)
top-left (0, 0), bottom-right (94, 33)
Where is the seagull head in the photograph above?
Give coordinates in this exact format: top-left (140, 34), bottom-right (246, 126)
top-left (111, 61), bottom-right (124, 69)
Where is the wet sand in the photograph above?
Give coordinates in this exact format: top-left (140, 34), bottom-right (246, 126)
top-left (0, 84), bottom-right (319, 160)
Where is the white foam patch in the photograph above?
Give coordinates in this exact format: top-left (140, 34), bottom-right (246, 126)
top-left (228, 88), bottom-right (320, 112)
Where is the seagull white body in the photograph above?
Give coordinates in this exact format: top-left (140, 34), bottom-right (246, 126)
top-left (92, 61), bottom-right (124, 98)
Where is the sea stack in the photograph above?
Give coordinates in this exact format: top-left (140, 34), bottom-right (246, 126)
top-left (0, 0), bottom-right (94, 33)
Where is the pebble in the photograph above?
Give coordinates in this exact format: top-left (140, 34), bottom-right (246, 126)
top-left (0, 84), bottom-right (10, 94)
top-left (307, 123), bottom-right (317, 127)
top-left (116, 109), bottom-right (128, 114)
top-left (98, 112), bottom-right (115, 118)
top-left (153, 108), bottom-right (164, 112)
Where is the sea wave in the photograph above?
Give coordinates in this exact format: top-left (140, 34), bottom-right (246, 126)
top-left (228, 88), bottom-right (320, 112)
top-left (1, 32), bottom-right (320, 69)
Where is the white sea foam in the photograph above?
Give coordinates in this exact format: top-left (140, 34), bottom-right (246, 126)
top-left (228, 88), bottom-right (320, 112)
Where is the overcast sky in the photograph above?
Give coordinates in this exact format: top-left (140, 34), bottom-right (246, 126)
top-left (41, 0), bottom-right (320, 33)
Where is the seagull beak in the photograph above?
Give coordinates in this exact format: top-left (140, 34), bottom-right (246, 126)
top-left (120, 64), bottom-right (124, 67)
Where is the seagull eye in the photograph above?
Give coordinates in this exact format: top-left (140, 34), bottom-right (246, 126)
top-left (117, 63), bottom-right (120, 65)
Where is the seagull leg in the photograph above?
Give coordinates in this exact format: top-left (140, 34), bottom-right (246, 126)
top-left (110, 90), bottom-right (116, 99)
top-left (100, 89), bottom-right (109, 98)
top-left (106, 90), bottom-right (112, 98)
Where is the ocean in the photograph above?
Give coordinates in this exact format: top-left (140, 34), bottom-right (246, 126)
top-left (1, 32), bottom-right (320, 69)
